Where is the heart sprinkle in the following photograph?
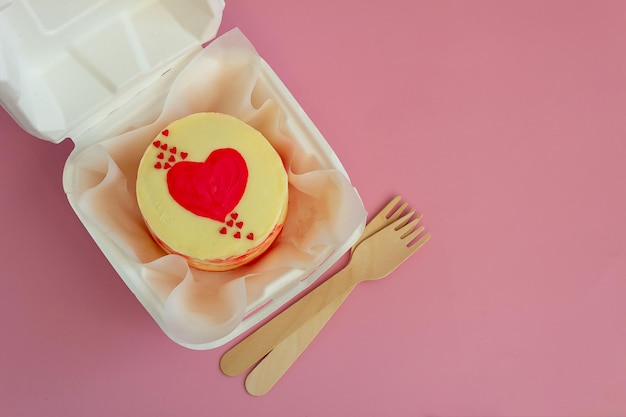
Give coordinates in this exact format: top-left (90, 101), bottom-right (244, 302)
top-left (220, 227), bottom-right (227, 234)
top-left (161, 143), bottom-right (168, 150)
top-left (247, 233), bottom-right (254, 240)
top-left (164, 163), bottom-right (171, 169)
top-left (153, 140), bottom-right (161, 147)
top-left (162, 129), bottom-right (169, 136)
top-left (231, 212), bottom-right (239, 220)
top-left (170, 147), bottom-right (177, 154)
top-left (168, 155), bottom-right (176, 163)
top-left (154, 162), bottom-right (162, 169)
top-left (157, 152), bottom-right (164, 159)
top-left (234, 231), bottom-right (241, 239)
top-left (180, 152), bottom-right (188, 159)
top-left (226, 219), bottom-right (234, 227)
top-left (236, 221), bottom-right (243, 229)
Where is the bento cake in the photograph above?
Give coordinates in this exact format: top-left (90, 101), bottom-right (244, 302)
top-left (136, 112), bottom-right (288, 271)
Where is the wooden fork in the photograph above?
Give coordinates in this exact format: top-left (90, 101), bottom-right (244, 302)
top-left (220, 197), bottom-right (430, 395)
top-left (243, 211), bottom-right (430, 395)
top-left (220, 196), bottom-right (417, 378)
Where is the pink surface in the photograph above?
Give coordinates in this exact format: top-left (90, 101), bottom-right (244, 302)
top-left (2, 1), bottom-right (626, 415)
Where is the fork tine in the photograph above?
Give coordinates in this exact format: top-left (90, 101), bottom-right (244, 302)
top-left (402, 225), bottom-right (425, 240)
top-left (387, 202), bottom-right (408, 222)
top-left (397, 217), bottom-right (421, 237)
top-left (382, 196), bottom-right (403, 217)
top-left (408, 232), bottom-right (431, 249)
top-left (396, 209), bottom-right (416, 228)
top-left (391, 210), bottom-right (416, 230)
top-left (402, 226), bottom-right (425, 243)
top-left (395, 211), bottom-right (420, 230)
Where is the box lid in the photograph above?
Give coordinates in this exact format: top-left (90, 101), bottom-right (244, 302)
top-left (0, 0), bottom-right (225, 143)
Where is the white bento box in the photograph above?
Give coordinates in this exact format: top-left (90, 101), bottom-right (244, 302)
top-left (0, 0), bottom-right (366, 349)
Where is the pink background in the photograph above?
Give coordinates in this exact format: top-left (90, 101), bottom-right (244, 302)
top-left (2, 1), bottom-right (626, 415)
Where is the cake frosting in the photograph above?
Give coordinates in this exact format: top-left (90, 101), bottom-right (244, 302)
top-left (136, 112), bottom-right (288, 271)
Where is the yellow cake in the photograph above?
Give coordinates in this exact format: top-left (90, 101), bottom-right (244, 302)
top-left (136, 112), bottom-right (288, 271)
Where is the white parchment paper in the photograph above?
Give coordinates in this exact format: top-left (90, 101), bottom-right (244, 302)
top-left (67, 29), bottom-right (366, 346)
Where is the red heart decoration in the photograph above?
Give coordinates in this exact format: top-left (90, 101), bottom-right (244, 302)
top-left (167, 148), bottom-right (248, 222)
